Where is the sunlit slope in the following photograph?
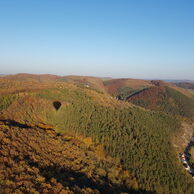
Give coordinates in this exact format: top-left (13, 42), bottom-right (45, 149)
top-left (2, 74), bottom-right (108, 94)
top-left (3, 73), bottom-right (60, 82)
top-left (127, 85), bottom-right (194, 120)
top-left (60, 75), bottom-right (107, 93)
top-left (167, 82), bottom-right (194, 98)
top-left (0, 123), bottom-right (138, 193)
top-left (1, 81), bottom-right (194, 193)
top-left (175, 82), bottom-right (194, 90)
top-left (3, 74), bottom-right (194, 99)
top-left (103, 78), bottom-right (152, 98)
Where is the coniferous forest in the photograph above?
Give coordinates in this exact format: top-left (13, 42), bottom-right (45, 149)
top-left (1, 0), bottom-right (194, 193)
top-left (1, 78), bottom-right (194, 193)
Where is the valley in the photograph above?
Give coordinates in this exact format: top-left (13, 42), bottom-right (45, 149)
top-left (0, 74), bottom-right (194, 193)
top-left (1, 1), bottom-right (194, 193)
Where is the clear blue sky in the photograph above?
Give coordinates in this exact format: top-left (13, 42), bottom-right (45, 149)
top-left (0, 0), bottom-right (194, 79)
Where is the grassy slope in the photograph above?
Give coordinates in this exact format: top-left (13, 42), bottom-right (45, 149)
top-left (2, 74), bottom-right (153, 97)
top-left (175, 82), bottom-right (194, 90)
top-left (167, 82), bottom-right (194, 99)
top-left (1, 82), bottom-right (194, 193)
top-left (3, 73), bottom-right (60, 82)
top-left (60, 75), bottom-right (108, 94)
top-left (2, 74), bottom-right (108, 94)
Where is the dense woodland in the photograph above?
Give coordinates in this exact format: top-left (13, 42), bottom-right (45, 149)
top-left (127, 86), bottom-right (194, 120)
top-left (34, 86), bottom-right (194, 193)
top-left (115, 86), bottom-right (147, 100)
top-left (1, 80), bottom-right (194, 193)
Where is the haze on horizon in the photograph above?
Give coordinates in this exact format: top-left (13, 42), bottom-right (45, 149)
top-left (0, 0), bottom-right (194, 80)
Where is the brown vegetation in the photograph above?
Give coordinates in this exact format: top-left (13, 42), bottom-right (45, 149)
top-left (4, 73), bottom-right (60, 83)
top-left (127, 86), bottom-right (165, 109)
top-left (0, 122), bottom-right (137, 194)
top-left (103, 79), bottom-right (152, 95)
top-left (1, 74), bottom-right (194, 193)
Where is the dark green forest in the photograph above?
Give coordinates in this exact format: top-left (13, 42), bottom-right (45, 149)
top-left (34, 87), bottom-right (194, 193)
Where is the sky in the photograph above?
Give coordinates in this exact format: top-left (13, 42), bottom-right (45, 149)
top-left (0, 0), bottom-right (194, 79)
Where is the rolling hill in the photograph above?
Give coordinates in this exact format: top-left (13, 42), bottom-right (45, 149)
top-left (4, 73), bottom-right (193, 99)
top-left (174, 82), bottom-right (194, 90)
top-left (1, 76), bottom-right (194, 193)
top-left (0, 74), bottom-right (157, 97)
top-left (103, 78), bottom-right (152, 99)
top-left (127, 82), bottom-right (194, 120)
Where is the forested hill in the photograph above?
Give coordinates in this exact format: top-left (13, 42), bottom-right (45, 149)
top-left (0, 78), bottom-right (194, 193)
top-left (175, 82), bottom-right (194, 90)
top-left (127, 84), bottom-right (194, 121)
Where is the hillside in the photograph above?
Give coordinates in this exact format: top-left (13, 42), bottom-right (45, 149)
top-left (5, 74), bottom-right (192, 99)
top-left (59, 75), bottom-right (107, 93)
top-left (175, 82), bottom-right (194, 90)
top-left (167, 82), bottom-right (194, 98)
top-left (1, 74), bottom-right (108, 94)
top-left (0, 121), bottom-right (139, 194)
top-left (1, 74), bottom-right (157, 97)
top-left (1, 78), bottom-right (194, 193)
top-left (103, 78), bottom-right (152, 99)
top-left (127, 83), bottom-right (194, 120)
top-left (4, 73), bottom-right (60, 83)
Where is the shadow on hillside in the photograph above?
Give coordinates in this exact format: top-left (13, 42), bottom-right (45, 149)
top-left (53, 101), bottom-right (62, 110)
top-left (0, 119), bottom-right (31, 128)
top-left (23, 155), bottom-right (155, 194)
top-left (126, 88), bottom-right (148, 100)
top-left (1, 119), bottom-right (155, 193)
